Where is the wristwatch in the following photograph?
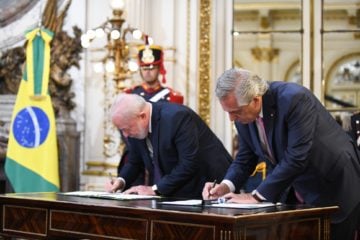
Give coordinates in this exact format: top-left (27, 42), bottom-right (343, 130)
top-left (152, 185), bottom-right (161, 196)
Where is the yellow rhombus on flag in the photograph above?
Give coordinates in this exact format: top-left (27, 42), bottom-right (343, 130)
top-left (5, 27), bottom-right (60, 192)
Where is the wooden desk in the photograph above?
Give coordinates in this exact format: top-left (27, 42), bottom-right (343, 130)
top-left (0, 192), bottom-right (337, 240)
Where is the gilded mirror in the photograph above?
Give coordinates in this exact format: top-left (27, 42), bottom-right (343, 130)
top-left (233, 0), bottom-right (302, 83)
top-left (233, 0), bottom-right (360, 129)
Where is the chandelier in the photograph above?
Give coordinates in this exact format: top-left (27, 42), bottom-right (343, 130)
top-left (80, 0), bottom-right (153, 92)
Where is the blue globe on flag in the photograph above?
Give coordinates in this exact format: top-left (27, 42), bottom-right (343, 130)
top-left (12, 106), bottom-right (50, 148)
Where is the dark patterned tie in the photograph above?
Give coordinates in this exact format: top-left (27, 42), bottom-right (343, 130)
top-left (146, 136), bottom-right (162, 183)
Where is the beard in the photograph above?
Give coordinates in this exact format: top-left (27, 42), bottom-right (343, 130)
top-left (132, 121), bottom-right (149, 139)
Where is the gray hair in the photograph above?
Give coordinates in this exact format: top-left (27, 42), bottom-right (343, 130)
top-left (215, 68), bottom-right (269, 105)
top-left (110, 93), bottom-right (147, 121)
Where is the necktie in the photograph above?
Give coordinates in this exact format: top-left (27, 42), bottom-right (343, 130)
top-left (295, 190), bottom-right (305, 203)
top-left (256, 117), bottom-right (275, 164)
top-left (146, 136), bottom-right (162, 183)
top-left (146, 137), bottom-right (153, 158)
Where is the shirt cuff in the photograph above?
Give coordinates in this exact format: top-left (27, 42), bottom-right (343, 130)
top-left (221, 179), bottom-right (235, 192)
top-left (152, 184), bottom-right (161, 195)
top-left (117, 177), bottom-right (126, 191)
top-left (251, 189), bottom-right (266, 201)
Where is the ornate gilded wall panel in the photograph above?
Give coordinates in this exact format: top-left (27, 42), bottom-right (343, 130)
top-left (198, 0), bottom-right (211, 125)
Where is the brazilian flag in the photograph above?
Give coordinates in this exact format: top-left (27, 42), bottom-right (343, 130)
top-left (5, 28), bottom-right (60, 192)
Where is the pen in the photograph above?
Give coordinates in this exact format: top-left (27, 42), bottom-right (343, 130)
top-left (211, 179), bottom-right (217, 189)
top-left (108, 172), bottom-right (114, 184)
top-left (208, 179), bottom-right (217, 198)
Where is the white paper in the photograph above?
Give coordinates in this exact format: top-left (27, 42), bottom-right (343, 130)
top-left (211, 202), bottom-right (276, 209)
top-left (159, 199), bottom-right (203, 206)
top-left (62, 191), bottom-right (160, 200)
top-left (63, 191), bottom-right (101, 196)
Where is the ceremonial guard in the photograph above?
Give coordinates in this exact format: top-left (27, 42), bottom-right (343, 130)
top-left (124, 44), bottom-right (183, 104)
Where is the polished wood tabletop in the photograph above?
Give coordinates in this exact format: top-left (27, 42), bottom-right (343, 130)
top-left (0, 192), bottom-right (338, 240)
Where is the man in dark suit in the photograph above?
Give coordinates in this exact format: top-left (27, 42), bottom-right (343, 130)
top-left (107, 93), bottom-right (232, 198)
top-left (117, 43), bottom-right (183, 185)
top-left (202, 68), bottom-right (360, 240)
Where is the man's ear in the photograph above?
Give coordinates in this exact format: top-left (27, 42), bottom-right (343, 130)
top-left (253, 96), bottom-right (261, 103)
top-left (252, 96), bottom-right (262, 108)
top-left (139, 111), bottom-right (146, 120)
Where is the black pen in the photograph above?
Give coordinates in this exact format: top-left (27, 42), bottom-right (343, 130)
top-left (211, 179), bottom-right (217, 189)
top-left (108, 172), bottom-right (114, 184)
top-left (209, 179), bottom-right (217, 197)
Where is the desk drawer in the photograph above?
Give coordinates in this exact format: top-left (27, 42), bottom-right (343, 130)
top-left (2, 205), bottom-right (47, 237)
top-left (151, 220), bottom-right (215, 240)
top-left (51, 210), bottom-right (148, 239)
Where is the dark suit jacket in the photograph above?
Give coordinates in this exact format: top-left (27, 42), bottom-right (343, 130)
top-left (225, 81), bottom-right (360, 222)
top-left (120, 102), bottom-right (232, 198)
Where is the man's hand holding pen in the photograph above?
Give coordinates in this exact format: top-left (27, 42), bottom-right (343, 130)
top-left (105, 173), bottom-right (125, 193)
top-left (202, 181), bottom-right (230, 200)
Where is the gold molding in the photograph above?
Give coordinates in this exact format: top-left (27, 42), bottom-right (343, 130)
top-left (198, 0), bottom-right (211, 125)
top-left (251, 47), bottom-right (279, 62)
top-left (260, 16), bottom-right (271, 29)
top-left (233, 2), bottom-right (300, 12)
top-left (309, 0), bottom-right (315, 91)
top-left (186, 0), bottom-right (191, 105)
top-left (85, 161), bottom-right (118, 168)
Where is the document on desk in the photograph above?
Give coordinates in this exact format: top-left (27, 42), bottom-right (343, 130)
top-left (61, 191), bottom-right (160, 200)
top-left (211, 202), bottom-right (276, 209)
top-left (159, 199), bottom-right (203, 206)
top-left (158, 199), bottom-right (276, 209)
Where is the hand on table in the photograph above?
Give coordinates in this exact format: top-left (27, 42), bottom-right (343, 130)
top-left (123, 185), bottom-right (156, 196)
top-left (223, 192), bottom-right (259, 203)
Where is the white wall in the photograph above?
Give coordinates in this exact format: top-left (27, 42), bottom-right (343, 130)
top-left (211, 0), bottom-right (234, 152)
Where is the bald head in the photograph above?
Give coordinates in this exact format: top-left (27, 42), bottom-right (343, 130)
top-left (111, 93), bottom-right (147, 120)
top-left (110, 93), bottom-right (150, 139)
